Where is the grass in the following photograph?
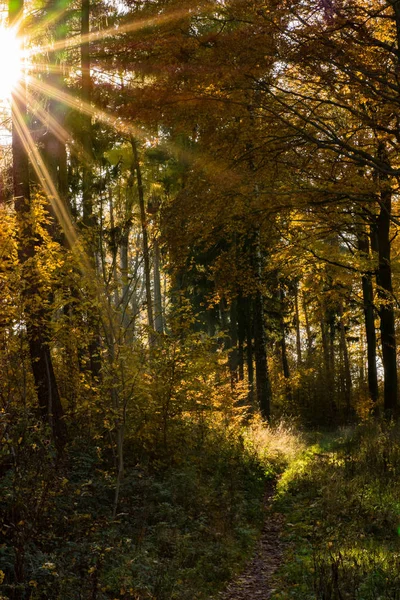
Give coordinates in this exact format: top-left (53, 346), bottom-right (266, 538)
top-left (271, 421), bottom-right (400, 600)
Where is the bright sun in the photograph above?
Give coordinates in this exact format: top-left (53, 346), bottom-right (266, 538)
top-left (0, 25), bottom-right (23, 102)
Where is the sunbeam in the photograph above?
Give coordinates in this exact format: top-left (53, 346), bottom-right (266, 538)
top-left (25, 88), bottom-right (90, 164)
top-left (28, 74), bottom-right (233, 183)
top-left (37, 4), bottom-right (208, 55)
top-left (25, 1), bottom-right (69, 40)
top-left (12, 84), bottom-right (77, 248)
top-left (29, 75), bottom-right (144, 140)
top-left (12, 84), bottom-right (123, 367)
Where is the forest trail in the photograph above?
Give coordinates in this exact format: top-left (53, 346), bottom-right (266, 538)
top-left (217, 483), bottom-right (284, 600)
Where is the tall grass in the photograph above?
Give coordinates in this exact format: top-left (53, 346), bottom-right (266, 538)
top-left (272, 420), bottom-right (400, 600)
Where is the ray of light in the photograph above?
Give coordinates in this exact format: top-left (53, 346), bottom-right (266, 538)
top-left (26, 89), bottom-right (91, 163)
top-left (38, 4), bottom-right (206, 55)
top-left (27, 62), bottom-right (72, 76)
top-left (12, 87), bottom-right (125, 340)
top-left (12, 84), bottom-right (77, 248)
top-left (29, 76), bottom-right (144, 140)
top-left (12, 96), bottom-right (126, 349)
top-left (29, 76), bottom-right (240, 190)
top-left (28, 93), bottom-right (70, 143)
top-left (7, 10), bottom-right (24, 34)
top-left (26, 2), bottom-right (70, 40)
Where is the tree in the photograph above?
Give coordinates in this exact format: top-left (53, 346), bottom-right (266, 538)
top-left (253, 0), bottom-right (400, 415)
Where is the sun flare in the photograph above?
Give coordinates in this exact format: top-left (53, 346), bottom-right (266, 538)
top-left (0, 25), bottom-right (23, 102)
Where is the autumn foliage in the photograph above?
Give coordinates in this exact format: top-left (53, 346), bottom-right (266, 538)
top-left (1, 0), bottom-right (400, 598)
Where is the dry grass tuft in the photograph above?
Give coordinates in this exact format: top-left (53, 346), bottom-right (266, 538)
top-left (245, 416), bottom-right (306, 470)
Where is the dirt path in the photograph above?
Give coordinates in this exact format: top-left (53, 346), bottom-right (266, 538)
top-left (217, 483), bottom-right (284, 600)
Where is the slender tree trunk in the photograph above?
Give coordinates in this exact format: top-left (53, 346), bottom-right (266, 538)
top-left (339, 304), bottom-right (352, 416)
top-left (41, 0), bottom-right (69, 242)
top-left (229, 298), bottom-right (239, 385)
top-left (237, 293), bottom-right (246, 381)
top-left (321, 319), bottom-right (330, 381)
top-left (320, 309), bottom-right (336, 415)
top-left (80, 0), bottom-right (103, 379)
top-left (357, 224), bottom-right (379, 405)
top-left (109, 190), bottom-right (119, 306)
top-left (245, 296), bottom-right (254, 402)
top-left (279, 287), bottom-right (292, 402)
top-left (329, 314), bottom-right (336, 403)
top-left (81, 0), bottom-right (93, 227)
top-left (253, 291), bottom-right (271, 420)
top-left (153, 236), bottom-right (164, 334)
top-left (373, 143), bottom-right (398, 415)
top-left (120, 231), bottom-right (130, 330)
top-left (253, 233), bottom-right (271, 420)
top-left (294, 281), bottom-right (302, 365)
top-left (131, 138), bottom-right (154, 345)
top-left (385, 3), bottom-right (400, 415)
top-left (120, 164), bottom-right (136, 339)
top-left (376, 192), bottom-right (398, 415)
top-left (303, 293), bottom-right (313, 357)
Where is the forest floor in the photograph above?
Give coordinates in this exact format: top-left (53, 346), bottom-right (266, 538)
top-left (217, 482), bottom-right (284, 600)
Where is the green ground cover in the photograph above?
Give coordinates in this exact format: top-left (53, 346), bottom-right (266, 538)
top-left (272, 423), bottom-right (400, 600)
top-left (0, 419), bottom-right (287, 600)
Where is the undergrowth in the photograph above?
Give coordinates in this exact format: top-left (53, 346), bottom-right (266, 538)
top-left (272, 421), bottom-right (400, 600)
top-left (0, 416), bottom-right (302, 600)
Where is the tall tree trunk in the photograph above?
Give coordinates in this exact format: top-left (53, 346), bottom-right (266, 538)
top-left (80, 0), bottom-right (102, 378)
top-left (237, 293), bottom-right (246, 381)
top-left (120, 232), bottom-right (131, 333)
top-left (245, 296), bottom-right (254, 403)
top-left (303, 293), bottom-right (313, 357)
top-left (376, 197), bottom-right (398, 415)
top-left (131, 138), bottom-right (154, 345)
top-left (339, 303), bottom-right (352, 416)
top-left (374, 143), bottom-right (398, 415)
top-left (153, 236), bottom-right (164, 334)
top-left (320, 318), bottom-right (330, 382)
top-left (329, 313), bottom-right (336, 404)
top-left (120, 164), bottom-right (136, 339)
top-left (279, 286), bottom-right (292, 403)
top-left (294, 281), bottom-right (302, 365)
top-left (9, 0), bottom-right (66, 450)
top-left (81, 0), bottom-right (94, 227)
top-left (228, 298), bottom-right (239, 385)
top-left (320, 308), bottom-right (336, 415)
top-left (384, 1), bottom-right (400, 415)
top-left (253, 291), bottom-right (271, 420)
top-left (41, 0), bottom-right (68, 242)
top-left (357, 224), bottom-right (379, 405)
top-left (109, 190), bottom-right (119, 307)
top-left (253, 233), bottom-right (271, 420)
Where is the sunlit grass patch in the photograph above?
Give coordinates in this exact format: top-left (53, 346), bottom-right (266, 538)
top-left (244, 417), bottom-right (306, 476)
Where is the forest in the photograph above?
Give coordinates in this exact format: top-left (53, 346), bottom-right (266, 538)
top-left (1, 0), bottom-right (400, 598)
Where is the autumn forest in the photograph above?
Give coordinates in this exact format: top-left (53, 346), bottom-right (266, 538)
top-left (2, 0), bottom-right (400, 598)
